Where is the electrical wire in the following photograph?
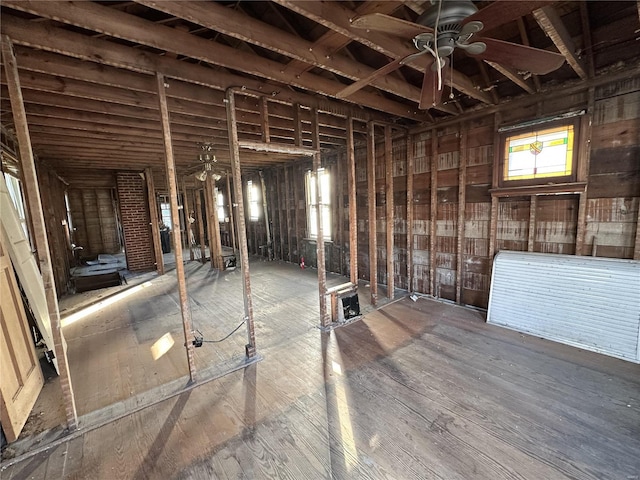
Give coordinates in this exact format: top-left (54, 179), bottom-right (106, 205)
top-left (196, 316), bottom-right (246, 344)
top-left (433, 0), bottom-right (443, 91)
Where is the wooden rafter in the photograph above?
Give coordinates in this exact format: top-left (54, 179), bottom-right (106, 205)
top-left (533, 6), bottom-right (588, 80)
top-left (3, 1), bottom-right (427, 120)
top-left (272, 0), bottom-right (493, 107)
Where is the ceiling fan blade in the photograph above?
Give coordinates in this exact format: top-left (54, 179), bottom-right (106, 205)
top-left (473, 37), bottom-right (565, 75)
top-left (351, 13), bottom-right (432, 38)
top-left (462, 1), bottom-right (555, 33)
top-left (419, 57), bottom-right (446, 110)
top-left (336, 57), bottom-right (405, 99)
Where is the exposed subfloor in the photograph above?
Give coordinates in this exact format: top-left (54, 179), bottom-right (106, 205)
top-left (2, 259), bottom-right (639, 479)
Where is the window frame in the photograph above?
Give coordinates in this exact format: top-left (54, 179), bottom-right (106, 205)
top-left (246, 180), bottom-right (260, 222)
top-left (305, 168), bottom-right (332, 241)
top-left (496, 117), bottom-right (581, 189)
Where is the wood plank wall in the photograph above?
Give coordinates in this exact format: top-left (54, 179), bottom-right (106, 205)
top-left (26, 76), bottom-right (638, 308)
top-left (260, 76), bottom-right (639, 309)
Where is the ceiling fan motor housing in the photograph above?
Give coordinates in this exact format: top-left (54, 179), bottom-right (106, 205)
top-left (416, 0), bottom-right (479, 58)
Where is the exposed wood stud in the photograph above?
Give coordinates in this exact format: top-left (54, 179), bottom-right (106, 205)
top-left (575, 88), bottom-right (594, 255)
top-left (336, 151), bottom-right (344, 275)
top-left (211, 176), bottom-right (224, 268)
top-left (489, 196), bottom-right (499, 260)
top-left (156, 72), bottom-right (196, 381)
top-left (292, 163), bottom-right (301, 264)
top-left (226, 88), bottom-right (256, 357)
top-left (429, 128), bottom-right (438, 297)
top-left (489, 113), bottom-right (501, 263)
top-left (277, 168), bottom-right (285, 260)
top-left (528, 196), bottom-right (538, 252)
top-left (406, 134), bottom-right (414, 292)
top-left (346, 116), bottom-right (358, 285)
top-left (284, 166), bottom-right (293, 263)
top-left (367, 121), bottom-right (378, 305)
top-left (385, 125), bottom-right (394, 300)
top-left (195, 189), bottom-right (206, 263)
top-left (258, 170), bottom-right (272, 260)
top-left (312, 108), bottom-right (328, 326)
top-left (533, 6), bottom-right (588, 80)
top-left (260, 96), bottom-right (270, 143)
top-left (226, 173), bottom-right (237, 254)
top-left (145, 168), bottom-right (165, 274)
top-left (182, 177), bottom-right (194, 261)
top-left (456, 126), bottom-right (467, 304)
top-left (204, 175), bottom-right (217, 268)
top-left (293, 103), bottom-right (303, 147)
top-left (1, 34), bottom-right (78, 430)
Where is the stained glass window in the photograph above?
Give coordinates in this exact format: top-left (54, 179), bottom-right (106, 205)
top-left (504, 125), bottom-right (574, 181)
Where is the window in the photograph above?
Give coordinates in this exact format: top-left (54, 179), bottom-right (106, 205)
top-left (247, 180), bottom-right (260, 221)
top-left (499, 119), bottom-right (579, 188)
top-left (305, 169), bottom-right (331, 241)
top-left (215, 188), bottom-right (226, 222)
top-left (5, 173), bottom-right (29, 240)
top-left (159, 196), bottom-right (172, 229)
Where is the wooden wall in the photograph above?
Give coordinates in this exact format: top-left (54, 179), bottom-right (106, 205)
top-left (37, 164), bottom-right (71, 295)
top-left (259, 75), bottom-right (639, 310)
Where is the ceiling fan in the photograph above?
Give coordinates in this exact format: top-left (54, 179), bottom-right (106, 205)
top-left (338, 0), bottom-right (565, 109)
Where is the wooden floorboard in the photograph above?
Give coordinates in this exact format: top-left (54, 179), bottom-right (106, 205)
top-left (2, 259), bottom-right (639, 479)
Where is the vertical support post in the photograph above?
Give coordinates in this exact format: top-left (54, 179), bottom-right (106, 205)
top-left (312, 108), bottom-right (329, 327)
top-left (156, 73), bottom-right (196, 381)
top-left (346, 116), bottom-right (358, 285)
top-left (429, 129), bottom-right (438, 297)
top-left (276, 169), bottom-right (285, 260)
top-left (284, 166), bottom-right (293, 262)
top-left (182, 177), bottom-right (194, 261)
top-left (195, 188), bottom-right (206, 263)
top-left (576, 88), bottom-right (594, 256)
top-left (406, 134), bottom-right (414, 292)
top-left (258, 170), bottom-right (272, 260)
top-left (2, 34), bottom-right (78, 430)
top-left (226, 173), bottom-right (237, 254)
top-left (145, 167), bottom-right (165, 275)
top-left (384, 125), bottom-right (394, 299)
top-left (366, 121), bottom-right (378, 305)
top-left (456, 125), bottom-right (467, 304)
top-left (528, 195), bottom-right (538, 252)
top-left (226, 88), bottom-right (256, 357)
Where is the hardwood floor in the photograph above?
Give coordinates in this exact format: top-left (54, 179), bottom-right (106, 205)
top-left (2, 260), bottom-right (639, 479)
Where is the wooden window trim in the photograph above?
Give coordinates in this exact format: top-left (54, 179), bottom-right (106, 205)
top-left (493, 116), bottom-right (582, 195)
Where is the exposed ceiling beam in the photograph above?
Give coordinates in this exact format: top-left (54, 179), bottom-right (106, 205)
top-left (533, 6), bottom-right (588, 80)
top-left (135, 1), bottom-right (426, 107)
top-left (485, 62), bottom-right (535, 94)
top-left (516, 18), bottom-right (542, 91)
top-left (578, 1), bottom-right (595, 79)
top-left (272, 0), bottom-right (493, 106)
top-left (2, 1), bottom-right (426, 121)
top-left (280, 1), bottom-right (402, 79)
